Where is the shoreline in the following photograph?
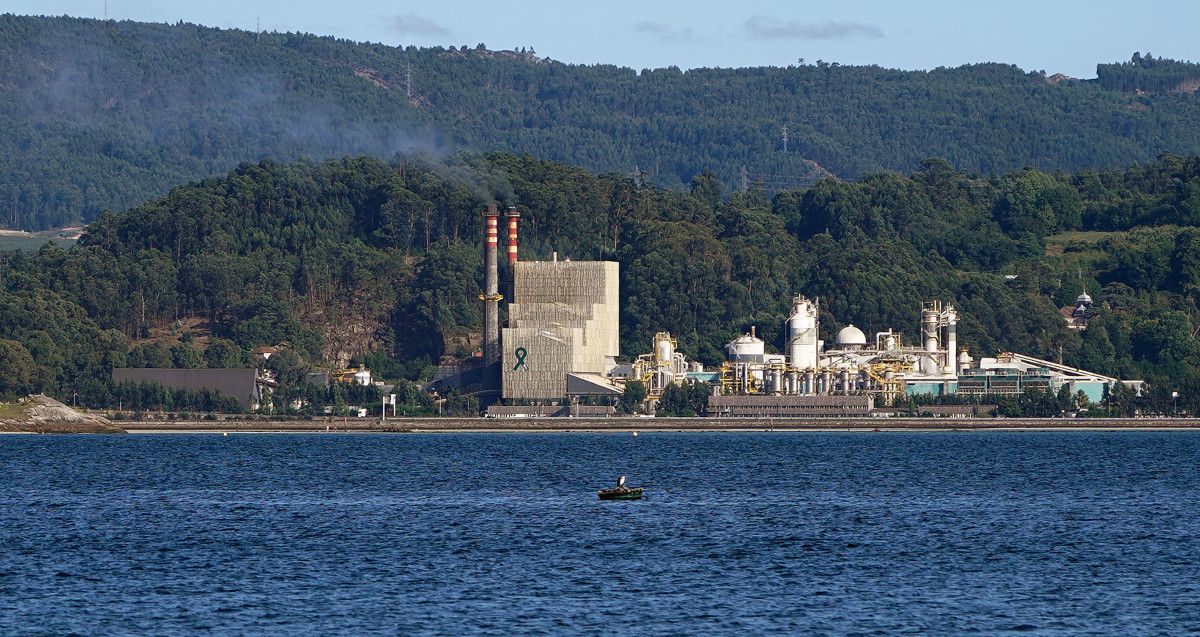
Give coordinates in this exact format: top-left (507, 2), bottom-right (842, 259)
top-left (107, 416), bottom-right (1200, 434)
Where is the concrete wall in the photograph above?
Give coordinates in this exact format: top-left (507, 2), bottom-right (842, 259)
top-left (502, 260), bottom-right (619, 400)
top-left (502, 326), bottom-right (578, 399)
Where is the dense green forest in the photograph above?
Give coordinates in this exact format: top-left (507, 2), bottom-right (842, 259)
top-left (5, 14), bottom-right (1200, 229)
top-left (2, 151), bottom-right (1200, 414)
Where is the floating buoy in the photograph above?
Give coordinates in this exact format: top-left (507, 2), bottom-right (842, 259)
top-left (222, 432), bottom-right (228, 437)
top-left (632, 431), bottom-right (638, 437)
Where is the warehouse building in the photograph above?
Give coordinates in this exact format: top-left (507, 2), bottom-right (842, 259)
top-left (112, 368), bottom-right (264, 410)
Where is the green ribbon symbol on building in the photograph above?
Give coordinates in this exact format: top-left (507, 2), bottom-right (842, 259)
top-left (513, 347), bottom-right (528, 370)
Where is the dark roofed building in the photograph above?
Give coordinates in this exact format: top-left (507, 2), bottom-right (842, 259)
top-left (112, 368), bottom-right (262, 410)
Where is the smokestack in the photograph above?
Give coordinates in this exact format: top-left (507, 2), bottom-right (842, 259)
top-left (506, 207), bottom-right (520, 265)
top-left (481, 203), bottom-right (501, 365)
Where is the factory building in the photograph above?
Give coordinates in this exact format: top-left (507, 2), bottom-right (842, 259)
top-left (957, 352), bottom-right (1135, 403)
top-left (712, 295), bottom-right (960, 407)
top-left (431, 203), bottom-right (1140, 416)
top-left (427, 203), bottom-right (624, 405)
top-left (501, 258), bottom-right (622, 400)
top-left (692, 293), bottom-right (1140, 415)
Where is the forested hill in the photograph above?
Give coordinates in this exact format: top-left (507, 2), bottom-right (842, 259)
top-left (3, 151), bottom-right (1200, 414)
top-left (6, 15), bottom-right (1200, 229)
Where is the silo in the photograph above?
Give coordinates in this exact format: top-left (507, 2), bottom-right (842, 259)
top-left (922, 305), bottom-right (939, 353)
top-left (786, 294), bottom-right (819, 370)
top-left (943, 307), bottom-right (957, 374)
top-left (654, 332), bottom-right (675, 365)
top-left (726, 329), bottom-right (765, 363)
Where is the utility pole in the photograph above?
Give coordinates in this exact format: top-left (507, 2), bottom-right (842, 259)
top-left (103, 0), bottom-right (108, 18)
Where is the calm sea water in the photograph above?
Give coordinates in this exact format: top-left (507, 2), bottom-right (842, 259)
top-left (2, 432), bottom-right (1199, 635)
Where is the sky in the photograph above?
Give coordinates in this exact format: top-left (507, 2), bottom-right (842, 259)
top-left (8, 0), bottom-right (1199, 78)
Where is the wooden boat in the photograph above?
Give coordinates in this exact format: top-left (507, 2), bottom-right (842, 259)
top-left (598, 486), bottom-right (644, 501)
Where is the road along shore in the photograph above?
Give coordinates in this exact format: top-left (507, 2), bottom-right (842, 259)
top-left (116, 417), bottom-right (1200, 433)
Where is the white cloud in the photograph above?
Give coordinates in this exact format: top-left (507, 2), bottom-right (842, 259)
top-left (743, 16), bottom-right (884, 40)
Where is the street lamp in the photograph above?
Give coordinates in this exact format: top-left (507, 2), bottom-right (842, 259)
top-left (1172, 391), bottom-right (1180, 417)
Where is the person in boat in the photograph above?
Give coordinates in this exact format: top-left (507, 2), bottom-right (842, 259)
top-left (616, 475), bottom-right (626, 490)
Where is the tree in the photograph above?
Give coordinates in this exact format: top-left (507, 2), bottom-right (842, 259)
top-left (170, 343), bottom-right (204, 369)
top-left (0, 339), bottom-right (38, 398)
top-left (205, 339), bottom-right (245, 368)
top-left (619, 380), bottom-right (646, 414)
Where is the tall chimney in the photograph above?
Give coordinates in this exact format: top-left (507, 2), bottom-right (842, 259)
top-left (481, 203), bottom-right (501, 365)
top-left (506, 207), bottom-right (520, 265)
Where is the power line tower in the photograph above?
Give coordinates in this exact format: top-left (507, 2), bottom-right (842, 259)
top-left (740, 165), bottom-right (749, 192)
top-left (405, 66), bottom-right (413, 99)
top-left (781, 125), bottom-right (789, 153)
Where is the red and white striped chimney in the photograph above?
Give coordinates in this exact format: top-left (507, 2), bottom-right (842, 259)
top-left (505, 207), bottom-right (520, 265)
top-left (482, 203), bottom-right (501, 365)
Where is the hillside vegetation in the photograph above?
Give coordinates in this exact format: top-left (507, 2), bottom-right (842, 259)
top-left (2, 152), bottom-right (1200, 414)
top-left (5, 14), bottom-right (1200, 229)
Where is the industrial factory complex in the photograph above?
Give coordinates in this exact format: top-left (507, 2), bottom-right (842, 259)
top-left (426, 204), bottom-right (1142, 417)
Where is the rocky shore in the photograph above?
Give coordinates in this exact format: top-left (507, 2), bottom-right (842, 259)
top-left (0, 395), bottom-right (124, 434)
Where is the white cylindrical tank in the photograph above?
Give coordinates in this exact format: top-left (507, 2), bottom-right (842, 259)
top-left (922, 309), bottom-right (939, 353)
top-left (786, 294), bottom-right (820, 370)
top-left (943, 308), bottom-right (957, 373)
top-left (726, 332), bottom-right (766, 362)
top-left (655, 332), bottom-right (674, 364)
top-left (958, 349), bottom-right (973, 374)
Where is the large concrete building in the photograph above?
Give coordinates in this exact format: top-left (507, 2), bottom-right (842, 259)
top-left (501, 259), bottom-right (621, 400)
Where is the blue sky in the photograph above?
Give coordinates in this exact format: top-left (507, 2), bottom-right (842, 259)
top-left (9, 0), bottom-right (1198, 77)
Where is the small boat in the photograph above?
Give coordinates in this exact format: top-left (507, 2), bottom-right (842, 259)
top-left (598, 476), bottom-right (644, 500)
top-left (598, 486), bottom-right (644, 500)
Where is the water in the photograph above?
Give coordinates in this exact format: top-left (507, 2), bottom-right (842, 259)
top-left (2, 432), bottom-right (1200, 635)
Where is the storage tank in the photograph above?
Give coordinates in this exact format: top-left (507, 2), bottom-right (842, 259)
top-left (957, 349), bottom-right (973, 374)
top-left (922, 307), bottom-right (939, 353)
top-left (654, 332), bottom-right (674, 364)
top-left (726, 328), bottom-right (766, 363)
top-left (943, 307), bottom-right (957, 373)
top-left (835, 325), bottom-right (867, 349)
top-left (786, 294), bottom-right (819, 370)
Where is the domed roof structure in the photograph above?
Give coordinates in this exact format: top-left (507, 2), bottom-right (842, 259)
top-left (725, 329), bottom-right (766, 362)
top-left (835, 324), bottom-right (867, 347)
top-left (1076, 291), bottom-right (1093, 306)
top-left (728, 333), bottom-right (764, 347)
